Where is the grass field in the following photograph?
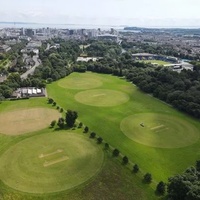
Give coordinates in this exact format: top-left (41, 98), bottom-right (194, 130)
top-left (47, 72), bottom-right (200, 183)
top-left (0, 97), bottom-right (156, 199)
top-left (0, 107), bottom-right (60, 135)
top-left (58, 73), bottom-right (102, 90)
top-left (75, 89), bottom-right (129, 107)
top-left (120, 113), bottom-right (199, 148)
top-left (0, 132), bottom-right (104, 193)
top-left (142, 60), bottom-right (171, 65)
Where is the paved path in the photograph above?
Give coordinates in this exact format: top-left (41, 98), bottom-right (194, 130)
top-left (20, 56), bottom-right (41, 79)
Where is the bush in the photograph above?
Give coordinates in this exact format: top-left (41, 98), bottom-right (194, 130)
top-left (60, 108), bottom-right (63, 113)
top-left (97, 137), bottom-right (103, 144)
top-left (56, 106), bottom-right (60, 110)
top-left (78, 122), bottom-right (83, 128)
top-left (113, 149), bottom-right (120, 157)
top-left (122, 156), bottom-right (129, 164)
top-left (48, 98), bottom-right (54, 104)
top-left (156, 181), bottom-right (165, 195)
top-left (144, 173), bottom-right (152, 183)
top-left (50, 120), bottom-right (57, 127)
top-left (84, 126), bottom-right (89, 133)
top-left (53, 102), bottom-right (56, 106)
top-left (133, 164), bottom-right (139, 173)
top-left (90, 132), bottom-right (96, 138)
top-left (104, 143), bottom-right (109, 150)
top-left (57, 117), bottom-right (65, 129)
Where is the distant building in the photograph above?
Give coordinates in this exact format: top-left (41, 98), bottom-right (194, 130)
top-left (4, 39), bottom-right (20, 46)
top-left (132, 53), bottom-right (155, 60)
top-left (97, 34), bottom-right (118, 42)
top-left (77, 57), bottom-right (102, 62)
top-left (12, 87), bottom-right (46, 98)
top-left (0, 74), bottom-right (7, 83)
top-left (0, 45), bottom-right (11, 53)
top-left (26, 29), bottom-right (34, 37)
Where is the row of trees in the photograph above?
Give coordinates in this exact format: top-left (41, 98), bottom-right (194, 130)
top-left (83, 126), bottom-right (167, 195)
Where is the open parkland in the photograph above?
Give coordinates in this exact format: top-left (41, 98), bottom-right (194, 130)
top-left (0, 72), bottom-right (200, 199)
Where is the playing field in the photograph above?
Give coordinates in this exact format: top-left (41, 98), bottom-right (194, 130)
top-left (0, 132), bottom-right (104, 193)
top-left (58, 73), bottom-right (102, 90)
top-left (47, 72), bottom-right (200, 183)
top-left (120, 113), bottom-right (199, 148)
top-left (75, 89), bottom-right (130, 107)
top-left (0, 108), bottom-right (60, 135)
top-left (142, 60), bottom-right (171, 65)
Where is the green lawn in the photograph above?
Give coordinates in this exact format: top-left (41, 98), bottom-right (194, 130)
top-left (0, 97), bottom-right (156, 199)
top-left (142, 60), bottom-right (171, 65)
top-left (47, 72), bottom-right (200, 183)
top-left (0, 132), bottom-right (104, 193)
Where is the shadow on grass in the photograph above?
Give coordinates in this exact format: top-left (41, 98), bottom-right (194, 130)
top-left (154, 191), bottom-right (166, 199)
top-left (52, 125), bottom-right (72, 132)
top-left (142, 179), bottom-right (152, 185)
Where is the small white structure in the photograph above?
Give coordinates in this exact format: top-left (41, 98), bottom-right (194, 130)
top-left (77, 57), bottom-right (102, 62)
top-left (12, 87), bottom-right (45, 98)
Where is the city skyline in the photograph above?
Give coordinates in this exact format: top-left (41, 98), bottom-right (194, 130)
top-left (1, 0), bottom-right (200, 28)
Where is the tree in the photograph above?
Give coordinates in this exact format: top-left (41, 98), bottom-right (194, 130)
top-left (78, 122), bottom-right (83, 128)
top-left (84, 126), bottom-right (89, 133)
top-left (196, 160), bottom-right (200, 172)
top-left (144, 173), bottom-right (152, 183)
top-left (167, 167), bottom-right (200, 200)
top-left (104, 143), bottom-right (109, 150)
top-left (65, 110), bottom-right (78, 127)
top-left (133, 164), bottom-right (139, 173)
top-left (48, 98), bottom-right (54, 104)
top-left (53, 102), bottom-right (56, 106)
top-left (122, 156), bottom-right (129, 164)
top-left (60, 108), bottom-right (63, 113)
top-left (113, 149), bottom-right (120, 157)
top-left (90, 132), bottom-right (96, 138)
top-left (50, 120), bottom-right (57, 127)
top-left (156, 181), bottom-right (165, 195)
top-left (57, 117), bottom-right (65, 129)
top-left (0, 93), bottom-right (5, 103)
top-left (97, 137), bottom-right (103, 144)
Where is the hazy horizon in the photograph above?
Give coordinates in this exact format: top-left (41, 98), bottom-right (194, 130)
top-left (1, 0), bottom-right (200, 28)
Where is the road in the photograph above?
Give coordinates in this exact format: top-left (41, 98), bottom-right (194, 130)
top-left (20, 55), bottom-right (41, 79)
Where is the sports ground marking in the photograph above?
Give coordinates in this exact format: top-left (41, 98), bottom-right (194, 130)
top-left (39, 149), bottom-right (63, 158)
top-left (43, 156), bottom-right (69, 167)
top-left (150, 125), bottom-right (165, 130)
top-left (92, 93), bottom-right (105, 97)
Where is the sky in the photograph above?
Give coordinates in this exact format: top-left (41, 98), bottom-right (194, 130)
top-left (1, 0), bottom-right (200, 27)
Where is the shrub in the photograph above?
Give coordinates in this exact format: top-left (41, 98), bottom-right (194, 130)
top-left (84, 126), bottom-right (89, 133)
top-left (50, 120), bottom-right (57, 127)
top-left (133, 164), bottom-right (139, 173)
top-left (78, 122), bottom-right (83, 128)
top-left (156, 181), bottom-right (165, 195)
top-left (97, 137), bottom-right (103, 144)
top-left (104, 143), bottom-right (109, 150)
top-left (144, 173), bottom-right (152, 183)
top-left (122, 156), bottom-right (129, 164)
top-left (113, 149), bottom-right (120, 157)
top-left (90, 132), bottom-right (96, 138)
